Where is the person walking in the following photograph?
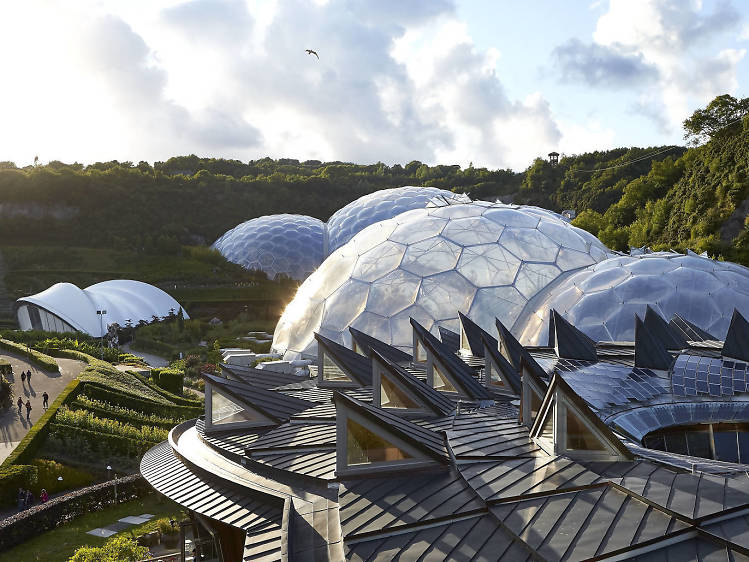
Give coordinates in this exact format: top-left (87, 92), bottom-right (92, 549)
top-left (17, 488), bottom-right (25, 510)
top-left (25, 399), bottom-right (32, 421)
top-left (40, 489), bottom-right (49, 503)
top-left (26, 370), bottom-right (31, 384)
top-left (20, 371), bottom-right (25, 384)
top-left (17, 396), bottom-right (23, 415)
top-left (25, 489), bottom-right (33, 507)
top-left (42, 392), bottom-right (49, 409)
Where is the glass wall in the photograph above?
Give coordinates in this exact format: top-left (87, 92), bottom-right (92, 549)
top-left (18, 304), bottom-right (76, 334)
top-left (643, 422), bottom-right (749, 463)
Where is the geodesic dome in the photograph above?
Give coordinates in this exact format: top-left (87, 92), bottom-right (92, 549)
top-left (516, 252), bottom-right (749, 345)
top-left (212, 214), bottom-right (325, 280)
top-left (326, 186), bottom-right (470, 253)
top-left (273, 201), bottom-right (612, 359)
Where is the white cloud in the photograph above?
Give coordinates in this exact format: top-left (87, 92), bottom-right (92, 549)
top-left (0, 0), bottom-right (569, 170)
top-left (583, 0), bottom-right (745, 132)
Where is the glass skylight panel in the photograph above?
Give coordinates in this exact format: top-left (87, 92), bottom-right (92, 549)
top-left (346, 419), bottom-right (411, 465)
top-left (211, 389), bottom-right (257, 425)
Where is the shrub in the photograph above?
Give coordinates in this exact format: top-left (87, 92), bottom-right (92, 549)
top-left (71, 395), bottom-right (178, 429)
top-left (30, 458), bottom-right (95, 496)
top-left (0, 474), bottom-right (150, 552)
top-left (69, 536), bottom-right (149, 562)
top-left (81, 383), bottom-right (202, 419)
top-left (0, 338), bottom-right (59, 372)
top-left (0, 464), bottom-right (38, 507)
top-left (156, 516), bottom-right (179, 535)
top-left (47, 423), bottom-right (160, 458)
top-left (0, 374), bottom-right (13, 408)
top-left (55, 407), bottom-right (169, 442)
top-left (151, 368), bottom-right (184, 395)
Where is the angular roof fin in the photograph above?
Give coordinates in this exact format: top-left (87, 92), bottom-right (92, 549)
top-left (371, 350), bottom-right (455, 416)
top-left (722, 309), bottom-right (749, 362)
top-left (668, 313), bottom-right (715, 342)
top-left (480, 332), bottom-right (522, 395)
top-left (634, 315), bottom-right (674, 371)
top-left (643, 306), bottom-right (686, 350)
top-left (348, 326), bottom-right (412, 364)
top-left (410, 318), bottom-right (490, 400)
top-left (437, 326), bottom-right (460, 353)
top-left (550, 309), bottom-right (597, 361)
top-left (315, 333), bottom-right (373, 386)
top-left (459, 311), bottom-right (498, 357)
top-left (495, 318), bottom-right (547, 382)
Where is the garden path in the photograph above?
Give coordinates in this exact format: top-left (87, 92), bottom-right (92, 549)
top-left (120, 343), bottom-right (170, 368)
top-left (0, 354), bottom-right (86, 463)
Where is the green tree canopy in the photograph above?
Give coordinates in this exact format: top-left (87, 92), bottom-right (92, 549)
top-left (683, 94), bottom-right (749, 146)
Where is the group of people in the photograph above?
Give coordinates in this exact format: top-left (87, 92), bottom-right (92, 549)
top-left (16, 487), bottom-right (49, 510)
top-left (19, 369), bottom-right (32, 385)
top-left (16, 391), bottom-right (49, 420)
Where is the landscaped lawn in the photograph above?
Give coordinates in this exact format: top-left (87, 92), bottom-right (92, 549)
top-left (0, 493), bottom-right (184, 562)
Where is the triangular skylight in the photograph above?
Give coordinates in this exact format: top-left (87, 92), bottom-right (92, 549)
top-left (530, 373), bottom-right (633, 461)
top-left (346, 418), bottom-right (413, 465)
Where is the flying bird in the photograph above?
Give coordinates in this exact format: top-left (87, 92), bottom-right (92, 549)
top-left (305, 49), bottom-right (319, 59)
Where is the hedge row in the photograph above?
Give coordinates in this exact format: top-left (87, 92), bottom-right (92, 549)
top-left (70, 395), bottom-right (178, 429)
top-left (0, 465), bottom-right (39, 508)
top-left (132, 370), bottom-right (200, 407)
top-left (55, 407), bottom-right (169, 442)
top-left (47, 423), bottom-right (161, 458)
top-left (0, 474), bottom-right (151, 552)
top-left (149, 368), bottom-right (184, 396)
top-left (0, 378), bottom-right (83, 469)
top-left (0, 338), bottom-right (59, 372)
top-left (81, 383), bottom-right (202, 419)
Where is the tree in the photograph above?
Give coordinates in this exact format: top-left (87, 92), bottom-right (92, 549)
top-left (683, 94), bottom-right (749, 146)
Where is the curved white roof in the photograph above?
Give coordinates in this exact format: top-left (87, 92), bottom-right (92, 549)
top-left (17, 280), bottom-right (188, 337)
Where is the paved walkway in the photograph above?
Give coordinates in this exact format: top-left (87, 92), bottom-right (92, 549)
top-left (120, 343), bottom-right (170, 368)
top-left (87, 513), bottom-right (154, 538)
top-left (0, 352), bottom-right (86, 463)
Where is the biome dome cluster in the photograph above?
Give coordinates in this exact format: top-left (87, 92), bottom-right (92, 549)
top-left (211, 186), bottom-right (463, 280)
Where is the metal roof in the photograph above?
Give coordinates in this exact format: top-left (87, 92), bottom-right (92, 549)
top-left (143, 310), bottom-right (749, 561)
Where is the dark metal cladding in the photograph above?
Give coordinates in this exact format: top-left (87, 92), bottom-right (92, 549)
top-left (315, 332), bottom-right (373, 386)
top-left (410, 318), bottom-right (490, 400)
top-left (202, 372), bottom-right (315, 422)
top-left (644, 305), bottom-right (688, 350)
top-left (437, 325), bottom-right (460, 352)
top-left (634, 315), bottom-right (675, 371)
top-left (669, 312), bottom-right (717, 342)
top-left (220, 363), bottom-right (306, 388)
top-left (722, 309), bottom-right (749, 362)
top-left (459, 311), bottom-right (498, 357)
top-left (550, 309), bottom-right (598, 361)
top-left (348, 326), bottom-right (412, 364)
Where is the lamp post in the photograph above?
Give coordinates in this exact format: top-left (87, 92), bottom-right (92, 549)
top-left (96, 310), bottom-right (107, 359)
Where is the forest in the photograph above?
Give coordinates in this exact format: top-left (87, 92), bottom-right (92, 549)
top-left (0, 94), bottom-right (746, 265)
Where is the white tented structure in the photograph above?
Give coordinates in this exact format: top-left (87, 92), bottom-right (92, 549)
top-left (16, 280), bottom-right (188, 337)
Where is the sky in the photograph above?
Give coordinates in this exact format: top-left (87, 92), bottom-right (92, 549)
top-left (0, 0), bottom-right (747, 171)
